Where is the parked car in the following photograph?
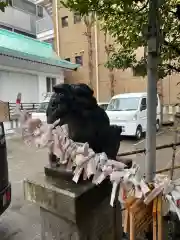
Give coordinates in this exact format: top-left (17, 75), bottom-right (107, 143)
top-left (0, 122), bottom-right (11, 215)
top-left (106, 92), bottom-right (161, 140)
top-left (31, 94), bottom-right (53, 122)
top-left (98, 102), bottom-right (109, 111)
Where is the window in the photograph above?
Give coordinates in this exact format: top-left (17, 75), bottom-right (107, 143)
top-left (52, 78), bottom-right (56, 87)
top-left (61, 16), bottom-right (68, 27)
top-left (140, 98), bottom-right (147, 111)
top-left (46, 77), bottom-right (56, 92)
top-left (0, 24), bottom-right (12, 31)
top-left (141, 98), bottom-right (146, 106)
top-left (74, 12), bottom-right (81, 24)
top-left (75, 56), bottom-right (83, 65)
top-left (65, 58), bottom-right (70, 62)
top-left (14, 29), bottom-right (36, 39)
top-left (107, 97), bottom-right (140, 111)
top-left (37, 5), bottom-right (43, 18)
top-left (13, 0), bottom-right (36, 15)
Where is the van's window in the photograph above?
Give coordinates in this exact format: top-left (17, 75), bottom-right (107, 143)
top-left (0, 124), bottom-right (3, 136)
top-left (36, 102), bottom-right (49, 113)
top-left (140, 98), bottom-right (147, 110)
top-left (0, 123), bottom-right (5, 143)
top-left (141, 97), bottom-right (158, 107)
top-left (107, 97), bottom-right (140, 111)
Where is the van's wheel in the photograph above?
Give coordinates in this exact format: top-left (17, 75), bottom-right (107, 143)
top-left (156, 120), bottom-right (160, 132)
top-left (135, 125), bottom-right (143, 140)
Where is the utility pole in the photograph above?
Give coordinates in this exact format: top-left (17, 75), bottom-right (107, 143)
top-left (145, 0), bottom-right (160, 182)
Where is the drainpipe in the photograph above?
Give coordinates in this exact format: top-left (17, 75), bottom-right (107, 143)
top-left (54, 0), bottom-right (60, 56)
top-left (94, 16), bottom-right (99, 102)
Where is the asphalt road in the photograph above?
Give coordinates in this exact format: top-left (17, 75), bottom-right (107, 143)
top-left (120, 128), bottom-right (180, 178)
top-left (0, 129), bottom-right (180, 239)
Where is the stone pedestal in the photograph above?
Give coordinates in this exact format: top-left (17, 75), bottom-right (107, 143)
top-left (24, 173), bottom-right (123, 240)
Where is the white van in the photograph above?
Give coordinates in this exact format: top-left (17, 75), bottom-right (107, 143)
top-left (106, 92), bottom-right (161, 140)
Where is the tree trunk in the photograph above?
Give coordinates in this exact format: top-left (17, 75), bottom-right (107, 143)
top-left (157, 78), bottom-right (164, 125)
top-left (84, 15), bottom-right (94, 89)
top-left (109, 68), bottom-right (115, 97)
top-left (86, 25), bottom-right (93, 89)
top-left (104, 32), bottom-right (115, 97)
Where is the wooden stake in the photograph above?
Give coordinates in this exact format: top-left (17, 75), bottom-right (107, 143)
top-left (157, 195), bottom-right (163, 240)
top-left (153, 197), bottom-right (157, 240)
top-left (124, 197), bottom-right (136, 233)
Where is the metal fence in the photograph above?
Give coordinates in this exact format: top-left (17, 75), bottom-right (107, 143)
top-left (4, 103), bottom-right (39, 133)
top-left (9, 103), bottom-right (39, 113)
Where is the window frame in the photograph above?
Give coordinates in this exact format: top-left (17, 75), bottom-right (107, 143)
top-left (46, 77), bottom-right (56, 92)
top-left (75, 55), bottom-right (83, 65)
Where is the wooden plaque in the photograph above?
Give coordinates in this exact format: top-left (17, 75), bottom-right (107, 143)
top-left (129, 199), bottom-right (153, 240)
top-left (0, 101), bottom-right (10, 122)
top-left (124, 197), bottom-right (153, 240)
top-left (124, 194), bottom-right (164, 240)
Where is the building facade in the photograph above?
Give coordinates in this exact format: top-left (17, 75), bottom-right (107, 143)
top-left (35, 1), bottom-right (180, 105)
top-left (36, 6), bottom-right (54, 44)
top-left (0, 28), bottom-right (78, 103)
top-left (34, 0), bottom-right (54, 45)
top-left (57, 7), bottom-right (180, 105)
top-left (0, 0), bottom-right (79, 134)
top-left (0, 0), bottom-right (44, 38)
top-left (0, 0), bottom-right (76, 104)
top-left (0, 0), bottom-right (79, 103)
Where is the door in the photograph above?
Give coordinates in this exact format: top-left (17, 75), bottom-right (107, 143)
top-left (0, 71), bottom-right (38, 103)
top-left (139, 97), bottom-right (147, 131)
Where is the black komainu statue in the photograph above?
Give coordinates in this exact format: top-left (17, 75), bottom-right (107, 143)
top-left (46, 83), bottom-right (122, 164)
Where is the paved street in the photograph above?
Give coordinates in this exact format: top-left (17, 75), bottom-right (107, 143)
top-left (0, 128), bottom-right (180, 239)
top-left (0, 136), bottom-right (48, 240)
top-left (123, 128), bottom-right (180, 178)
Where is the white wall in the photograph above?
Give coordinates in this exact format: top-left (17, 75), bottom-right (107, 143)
top-left (38, 71), bottom-right (64, 102)
top-left (56, 71), bottom-right (64, 83)
top-left (38, 75), bottom-right (47, 102)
